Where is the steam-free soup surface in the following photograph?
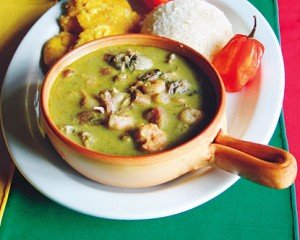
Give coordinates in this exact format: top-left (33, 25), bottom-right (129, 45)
top-left (48, 45), bottom-right (216, 156)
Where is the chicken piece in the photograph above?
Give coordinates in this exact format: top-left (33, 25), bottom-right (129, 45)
top-left (144, 107), bottom-right (166, 127)
top-left (161, 71), bottom-right (177, 82)
top-left (129, 81), bottom-right (144, 92)
top-left (132, 90), bottom-right (151, 105)
top-left (93, 106), bottom-right (105, 113)
top-left (126, 49), bottom-right (138, 56)
top-left (114, 73), bottom-right (128, 82)
top-left (101, 88), bottom-right (131, 110)
top-left (171, 97), bottom-right (186, 105)
top-left (77, 111), bottom-right (96, 124)
top-left (179, 108), bottom-right (203, 125)
top-left (43, 32), bottom-right (77, 68)
top-left (105, 52), bottom-right (133, 71)
top-left (138, 69), bottom-right (163, 81)
top-left (121, 95), bottom-right (132, 109)
top-left (99, 90), bottom-right (129, 114)
top-left (98, 91), bottom-right (115, 114)
top-left (142, 80), bottom-right (166, 95)
top-left (133, 55), bottom-right (153, 71)
top-left (104, 51), bottom-right (153, 72)
top-left (112, 91), bottom-right (131, 109)
top-left (152, 92), bottom-right (170, 104)
top-left (135, 123), bottom-right (167, 152)
top-left (105, 53), bottom-right (127, 71)
top-left (168, 79), bottom-right (190, 94)
top-left (124, 52), bottom-right (138, 71)
top-left (78, 131), bottom-right (94, 148)
top-left (166, 53), bottom-right (176, 64)
top-left (61, 125), bottom-right (76, 135)
top-left (108, 114), bottom-right (135, 130)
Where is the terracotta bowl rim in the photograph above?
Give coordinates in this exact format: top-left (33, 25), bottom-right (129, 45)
top-left (40, 33), bottom-right (226, 165)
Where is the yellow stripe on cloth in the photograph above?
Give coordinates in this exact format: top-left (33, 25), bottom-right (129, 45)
top-left (0, 132), bottom-right (15, 225)
top-left (0, 0), bottom-right (56, 225)
top-left (0, 160), bottom-right (14, 225)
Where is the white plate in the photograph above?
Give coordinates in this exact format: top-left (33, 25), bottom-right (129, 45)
top-left (0, 0), bottom-right (284, 220)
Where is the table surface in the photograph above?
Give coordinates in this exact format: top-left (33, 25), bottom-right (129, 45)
top-left (278, 0), bottom-right (300, 218)
top-left (0, 0), bottom-right (299, 238)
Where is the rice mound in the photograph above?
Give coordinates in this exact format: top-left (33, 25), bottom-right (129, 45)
top-left (141, 0), bottom-right (233, 61)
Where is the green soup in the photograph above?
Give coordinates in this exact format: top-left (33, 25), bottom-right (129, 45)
top-left (48, 45), bottom-right (216, 156)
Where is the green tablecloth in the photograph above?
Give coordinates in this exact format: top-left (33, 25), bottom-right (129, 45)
top-left (0, 0), bottom-right (298, 239)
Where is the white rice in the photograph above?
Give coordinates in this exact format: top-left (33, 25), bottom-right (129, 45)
top-left (141, 0), bottom-right (233, 61)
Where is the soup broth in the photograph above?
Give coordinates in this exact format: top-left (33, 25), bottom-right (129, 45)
top-left (48, 45), bottom-right (216, 155)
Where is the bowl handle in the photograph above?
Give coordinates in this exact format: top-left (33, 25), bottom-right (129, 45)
top-left (210, 132), bottom-right (297, 189)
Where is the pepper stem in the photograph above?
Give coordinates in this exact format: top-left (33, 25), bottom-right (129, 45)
top-left (248, 16), bottom-right (257, 38)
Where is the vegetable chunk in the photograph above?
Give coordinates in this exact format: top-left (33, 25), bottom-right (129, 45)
top-left (179, 108), bottom-right (203, 125)
top-left (108, 115), bottom-right (135, 130)
top-left (145, 107), bottom-right (166, 127)
top-left (135, 124), bottom-right (167, 152)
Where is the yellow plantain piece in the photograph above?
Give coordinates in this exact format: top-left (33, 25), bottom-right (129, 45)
top-left (44, 0), bottom-right (140, 68)
top-left (43, 31), bottom-right (77, 67)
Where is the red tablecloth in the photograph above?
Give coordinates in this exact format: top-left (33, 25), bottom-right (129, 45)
top-left (278, 0), bottom-right (300, 220)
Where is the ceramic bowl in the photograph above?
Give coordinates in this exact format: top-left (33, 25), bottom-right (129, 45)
top-left (40, 34), bottom-right (297, 189)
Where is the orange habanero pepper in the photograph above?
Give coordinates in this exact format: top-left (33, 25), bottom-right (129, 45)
top-left (212, 16), bottom-right (265, 92)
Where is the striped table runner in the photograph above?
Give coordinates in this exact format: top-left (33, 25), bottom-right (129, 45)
top-left (0, 0), bottom-right (56, 225)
